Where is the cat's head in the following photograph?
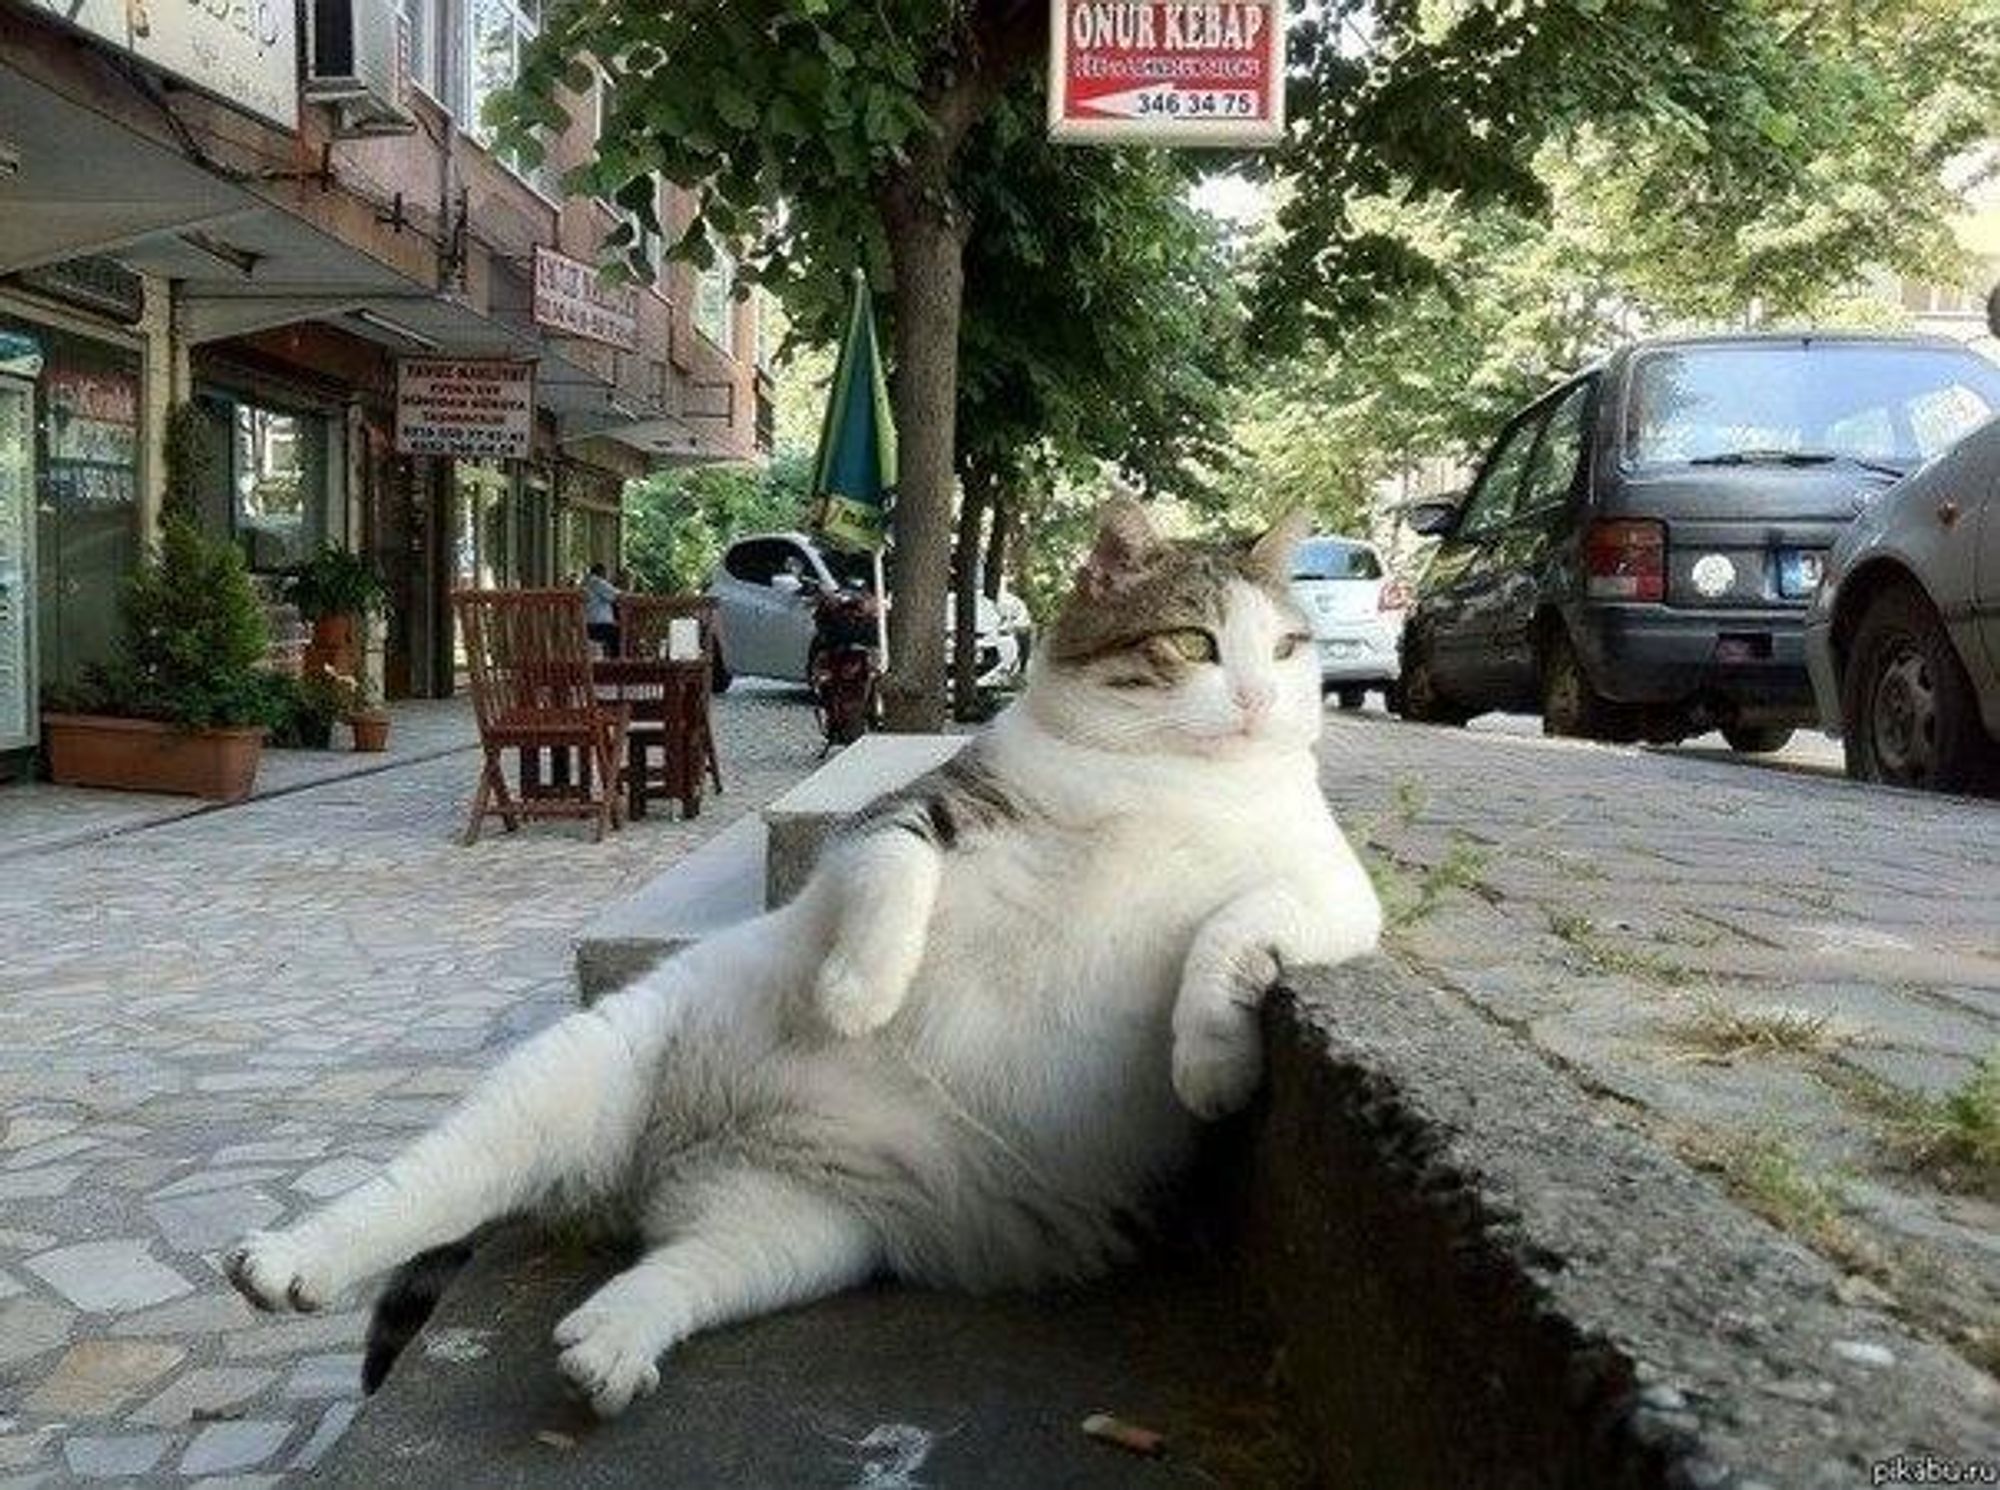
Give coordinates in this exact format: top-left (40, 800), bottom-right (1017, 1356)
top-left (1028, 501), bottom-right (1320, 759)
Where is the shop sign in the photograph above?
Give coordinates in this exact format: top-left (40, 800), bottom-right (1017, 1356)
top-left (532, 247), bottom-right (640, 352)
top-left (0, 332), bottom-right (44, 380)
top-left (396, 359), bottom-right (535, 460)
top-left (1049, 1), bottom-right (1286, 146)
top-left (47, 369), bottom-right (139, 467)
top-left (28, 0), bottom-right (299, 132)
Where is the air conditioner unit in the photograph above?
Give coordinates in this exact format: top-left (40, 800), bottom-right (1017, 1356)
top-left (307, 0), bottom-right (416, 135)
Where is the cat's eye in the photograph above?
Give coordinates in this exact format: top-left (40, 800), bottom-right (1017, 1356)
top-left (1160, 629), bottom-right (1219, 664)
top-left (1274, 632), bottom-right (1311, 660)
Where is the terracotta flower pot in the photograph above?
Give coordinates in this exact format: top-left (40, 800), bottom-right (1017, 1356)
top-left (41, 714), bottom-right (265, 802)
top-left (348, 711), bottom-right (391, 753)
top-left (303, 613), bottom-right (361, 680)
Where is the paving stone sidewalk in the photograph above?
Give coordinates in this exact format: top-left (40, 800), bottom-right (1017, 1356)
top-left (1317, 712), bottom-right (2000, 1384)
top-left (0, 687), bottom-right (824, 1486)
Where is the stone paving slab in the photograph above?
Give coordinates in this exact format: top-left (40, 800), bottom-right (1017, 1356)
top-left (0, 687), bottom-right (826, 1484)
top-left (1318, 711), bottom-right (2000, 1383)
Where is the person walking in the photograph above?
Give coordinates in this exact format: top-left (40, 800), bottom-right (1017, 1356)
top-left (582, 562), bottom-right (621, 656)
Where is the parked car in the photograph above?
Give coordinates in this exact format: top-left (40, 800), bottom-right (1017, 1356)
top-left (1805, 411), bottom-right (2000, 794)
top-left (707, 531), bottom-right (1025, 690)
top-left (1290, 535), bottom-right (1406, 707)
top-left (1392, 332), bottom-right (2000, 751)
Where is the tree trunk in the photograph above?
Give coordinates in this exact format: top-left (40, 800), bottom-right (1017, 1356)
top-left (880, 181), bottom-right (966, 733)
top-left (871, 11), bottom-right (1045, 731)
top-left (982, 484), bottom-right (1012, 602)
top-left (952, 464), bottom-right (991, 722)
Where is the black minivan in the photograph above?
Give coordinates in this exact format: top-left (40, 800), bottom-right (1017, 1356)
top-left (1392, 333), bottom-right (2000, 751)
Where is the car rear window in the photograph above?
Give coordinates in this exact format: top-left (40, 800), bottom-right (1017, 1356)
top-left (1293, 539), bottom-right (1382, 581)
top-left (1623, 342), bottom-right (2000, 469)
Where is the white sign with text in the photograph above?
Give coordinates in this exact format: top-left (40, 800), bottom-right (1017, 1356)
top-left (395, 359), bottom-right (535, 460)
top-left (30, 0), bottom-right (300, 131)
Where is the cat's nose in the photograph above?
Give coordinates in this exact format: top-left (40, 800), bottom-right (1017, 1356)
top-left (1232, 682), bottom-right (1274, 720)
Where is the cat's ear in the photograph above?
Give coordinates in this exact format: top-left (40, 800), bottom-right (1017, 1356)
top-left (1246, 509), bottom-right (1310, 584)
top-left (1075, 498), bottom-right (1162, 600)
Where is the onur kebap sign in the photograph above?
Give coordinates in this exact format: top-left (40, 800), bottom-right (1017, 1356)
top-left (1049, 1), bottom-right (1286, 147)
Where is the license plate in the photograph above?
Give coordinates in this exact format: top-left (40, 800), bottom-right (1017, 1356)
top-left (1322, 639), bottom-right (1361, 658)
top-left (1778, 550), bottom-right (1825, 599)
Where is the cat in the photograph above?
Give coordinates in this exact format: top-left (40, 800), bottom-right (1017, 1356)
top-left (224, 499), bottom-right (1383, 1417)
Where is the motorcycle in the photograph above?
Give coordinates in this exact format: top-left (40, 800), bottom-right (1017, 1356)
top-left (806, 577), bottom-right (882, 752)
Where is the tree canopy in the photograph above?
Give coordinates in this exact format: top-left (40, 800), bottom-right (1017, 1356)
top-left (501, 0), bottom-right (1998, 722)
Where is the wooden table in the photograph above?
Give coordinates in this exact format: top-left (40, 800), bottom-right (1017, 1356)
top-left (590, 657), bottom-right (710, 820)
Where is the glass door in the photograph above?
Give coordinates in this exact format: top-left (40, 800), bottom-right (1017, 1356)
top-left (0, 378), bottom-right (33, 749)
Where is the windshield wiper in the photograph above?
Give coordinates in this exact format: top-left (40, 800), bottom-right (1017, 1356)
top-left (1689, 449), bottom-right (1908, 480)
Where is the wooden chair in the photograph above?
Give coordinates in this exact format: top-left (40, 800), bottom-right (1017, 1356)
top-left (455, 590), bottom-right (628, 845)
top-left (617, 594), bottom-right (723, 793)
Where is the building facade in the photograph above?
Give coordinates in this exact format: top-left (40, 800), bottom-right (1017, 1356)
top-left (0, 0), bottom-right (770, 759)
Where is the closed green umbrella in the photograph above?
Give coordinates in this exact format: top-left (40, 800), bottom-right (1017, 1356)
top-left (810, 269), bottom-right (898, 553)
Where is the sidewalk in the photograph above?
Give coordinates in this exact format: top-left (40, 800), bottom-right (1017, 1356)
top-left (0, 687), bottom-right (825, 1484)
top-left (0, 700), bottom-right (480, 862)
top-left (1319, 711), bottom-right (2000, 1376)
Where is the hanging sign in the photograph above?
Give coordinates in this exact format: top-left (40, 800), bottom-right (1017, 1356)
top-left (27, 0), bottom-right (299, 132)
top-left (1049, 1), bottom-right (1286, 146)
top-left (395, 359), bottom-right (535, 459)
top-left (532, 247), bottom-right (641, 352)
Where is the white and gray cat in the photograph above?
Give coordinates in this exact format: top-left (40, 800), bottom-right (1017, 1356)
top-left (225, 500), bottom-right (1383, 1416)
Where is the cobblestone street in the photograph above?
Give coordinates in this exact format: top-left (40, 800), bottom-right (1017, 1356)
top-left (0, 688), bottom-right (824, 1486)
top-left (1318, 712), bottom-right (2000, 1375)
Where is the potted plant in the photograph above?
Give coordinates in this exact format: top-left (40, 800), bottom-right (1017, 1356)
top-left (41, 512), bottom-right (273, 801)
top-left (347, 678), bottom-right (391, 754)
top-left (287, 546), bottom-right (388, 681)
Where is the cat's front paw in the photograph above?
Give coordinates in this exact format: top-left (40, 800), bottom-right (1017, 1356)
top-left (554, 1304), bottom-right (663, 1417)
top-left (223, 1229), bottom-right (337, 1314)
top-left (815, 954), bottom-right (901, 1038)
top-left (1172, 1018), bottom-right (1265, 1121)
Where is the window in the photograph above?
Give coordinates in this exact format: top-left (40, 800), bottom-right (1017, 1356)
top-left (231, 404), bottom-right (331, 572)
top-left (695, 244), bottom-right (736, 354)
top-left (723, 538), bottom-right (804, 587)
top-left (1458, 413), bottom-right (1543, 535)
top-left (1623, 343), bottom-right (2000, 470)
top-left (397, 0), bottom-right (442, 101)
top-left (1291, 539), bottom-right (1382, 581)
top-left (465, 0), bottom-right (552, 189)
top-left (1516, 381), bottom-right (1593, 514)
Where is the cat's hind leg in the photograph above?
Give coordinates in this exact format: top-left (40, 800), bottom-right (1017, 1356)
top-left (553, 1168), bottom-right (878, 1416)
top-left (225, 998), bottom-right (666, 1315)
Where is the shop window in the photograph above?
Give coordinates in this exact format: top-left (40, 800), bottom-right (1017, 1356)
top-left (695, 244), bottom-right (736, 355)
top-left (9, 317), bottom-right (143, 692)
top-left (231, 405), bottom-right (331, 572)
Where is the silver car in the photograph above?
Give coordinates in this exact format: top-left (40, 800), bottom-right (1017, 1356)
top-left (1805, 413), bottom-right (2000, 793)
top-left (707, 531), bottom-right (1025, 690)
top-left (1289, 536), bottom-right (1407, 708)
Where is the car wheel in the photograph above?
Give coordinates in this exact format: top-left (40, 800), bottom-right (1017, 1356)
top-left (710, 649), bottom-right (733, 694)
top-left (1539, 629), bottom-right (1615, 740)
top-left (1335, 685), bottom-right (1367, 711)
top-left (1398, 647), bottom-right (1470, 726)
top-left (1722, 725), bottom-right (1792, 754)
top-left (1842, 584), bottom-right (1994, 793)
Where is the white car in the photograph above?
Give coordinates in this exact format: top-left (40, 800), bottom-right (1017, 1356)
top-left (707, 531), bottom-right (1026, 690)
top-left (1290, 535), bottom-right (1408, 708)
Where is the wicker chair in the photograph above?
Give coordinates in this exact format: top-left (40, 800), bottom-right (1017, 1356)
top-left (455, 590), bottom-right (628, 845)
top-left (616, 593), bottom-right (723, 793)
